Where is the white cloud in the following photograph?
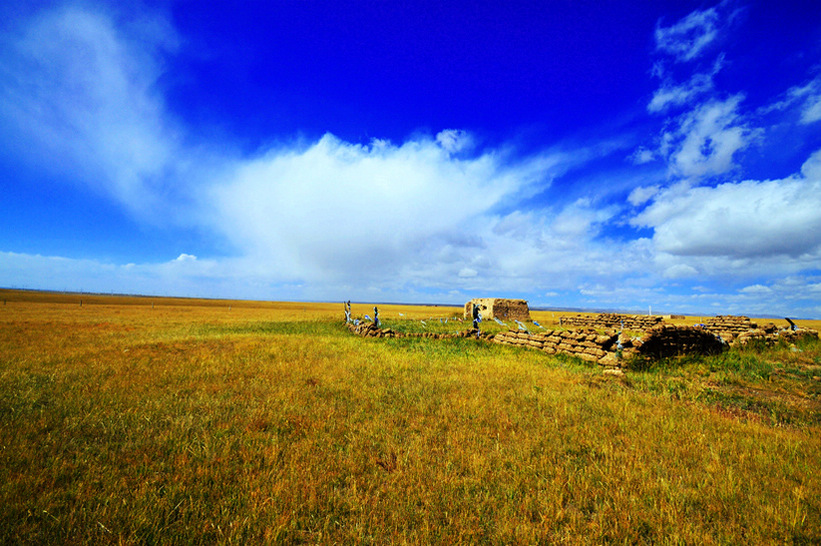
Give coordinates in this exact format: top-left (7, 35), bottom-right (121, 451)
top-left (627, 185), bottom-right (659, 206)
top-left (0, 251), bottom-right (232, 298)
top-left (435, 129), bottom-right (475, 154)
top-left (550, 198), bottom-right (618, 239)
top-left (0, 4), bottom-right (188, 219)
top-left (458, 267), bottom-right (477, 278)
top-left (759, 75), bottom-right (821, 125)
top-left (654, 4), bottom-right (722, 62)
top-left (803, 98), bottom-right (821, 124)
top-left (662, 95), bottom-right (757, 179)
top-left (740, 284), bottom-right (771, 295)
top-left (628, 147), bottom-right (655, 165)
top-left (791, 80), bottom-right (821, 124)
top-left (633, 149), bottom-right (821, 262)
top-left (663, 264), bottom-right (698, 278)
top-left (1, 2), bottom-right (639, 304)
top-left (801, 148), bottom-right (821, 179)
top-left (207, 133), bottom-right (560, 282)
top-left (648, 72), bottom-right (715, 113)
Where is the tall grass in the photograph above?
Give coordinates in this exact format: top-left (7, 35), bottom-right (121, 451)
top-left (1, 293), bottom-right (819, 543)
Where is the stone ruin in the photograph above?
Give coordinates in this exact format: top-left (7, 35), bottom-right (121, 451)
top-left (561, 313), bottom-right (663, 330)
top-left (493, 329), bottom-right (617, 365)
top-left (702, 315), bottom-right (759, 342)
top-left (618, 324), bottom-right (725, 361)
top-left (492, 324), bottom-right (726, 367)
top-left (463, 298), bottom-right (530, 321)
top-left (346, 311), bottom-right (818, 369)
top-left (701, 315), bottom-right (817, 347)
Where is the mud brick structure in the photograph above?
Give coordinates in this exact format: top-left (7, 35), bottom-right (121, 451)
top-left (463, 298), bottom-right (531, 321)
top-left (561, 313), bottom-right (663, 330)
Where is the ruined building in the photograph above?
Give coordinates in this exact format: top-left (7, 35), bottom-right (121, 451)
top-left (464, 298), bottom-right (531, 321)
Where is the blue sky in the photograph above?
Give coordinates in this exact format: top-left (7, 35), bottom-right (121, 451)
top-left (1, 0), bottom-right (821, 317)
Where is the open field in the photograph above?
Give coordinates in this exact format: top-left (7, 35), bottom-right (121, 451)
top-left (1, 290), bottom-right (820, 543)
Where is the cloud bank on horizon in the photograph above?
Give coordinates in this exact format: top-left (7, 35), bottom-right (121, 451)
top-left (1, 0), bottom-right (820, 317)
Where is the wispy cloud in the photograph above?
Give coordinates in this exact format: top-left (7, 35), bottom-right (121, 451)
top-left (0, 4), bottom-right (189, 220)
top-left (435, 129), bottom-right (476, 154)
top-left (654, 3), bottom-right (724, 62)
top-left (662, 95), bottom-right (758, 179)
top-left (648, 55), bottom-right (724, 113)
top-left (647, 4), bottom-right (753, 182)
top-left (628, 147), bottom-right (655, 165)
top-left (763, 75), bottom-right (821, 125)
top-left (648, 73), bottom-right (714, 113)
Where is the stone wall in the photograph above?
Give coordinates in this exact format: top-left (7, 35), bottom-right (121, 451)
top-left (492, 325), bottom-right (729, 366)
top-left (735, 325), bottom-right (819, 347)
top-left (701, 315), bottom-right (758, 343)
top-left (492, 329), bottom-right (619, 365)
top-left (345, 314), bottom-right (819, 368)
top-left (700, 315), bottom-right (820, 346)
top-left (463, 298), bottom-right (531, 321)
top-left (621, 324), bottom-right (725, 360)
top-left (561, 313), bottom-right (663, 331)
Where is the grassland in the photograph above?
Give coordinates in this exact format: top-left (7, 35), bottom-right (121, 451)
top-left (1, 290), bottom-right (819, 544)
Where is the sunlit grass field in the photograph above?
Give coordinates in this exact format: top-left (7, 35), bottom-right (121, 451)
top-left (1, 290), bottom-right (819, 543)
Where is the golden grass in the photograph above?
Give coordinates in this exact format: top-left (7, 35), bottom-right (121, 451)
top-left (1, 290), bottom-right (819, 543)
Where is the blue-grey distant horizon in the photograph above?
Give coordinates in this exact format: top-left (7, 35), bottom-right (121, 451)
top-left (1, 1), bottom-right (820, 317)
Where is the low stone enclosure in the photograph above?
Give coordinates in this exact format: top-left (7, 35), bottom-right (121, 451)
top-left (347, 313), bottom-right (819, 369)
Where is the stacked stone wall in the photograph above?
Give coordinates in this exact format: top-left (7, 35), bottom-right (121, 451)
top-left (463, 298), bottom-right (531, 321)
top-left (624, 325), bottom-right (725, 360)
top-left (699, 316), bottom-right (820, 346)
top-left (492, 329), bottom-right (619, 366)
top-left (492, 325), bottom-right (731, 366)
top-left (345, 314), bottom-right (818, 368)
top-left (561, 313), bottom-right (662, 331)
top-left (701, 315), bottom-right (758, 343)
top-left (734, 326), bottom-right (819, 347)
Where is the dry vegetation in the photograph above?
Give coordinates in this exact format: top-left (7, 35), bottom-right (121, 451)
top-left (1, 290), bottom-right (819, 544)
